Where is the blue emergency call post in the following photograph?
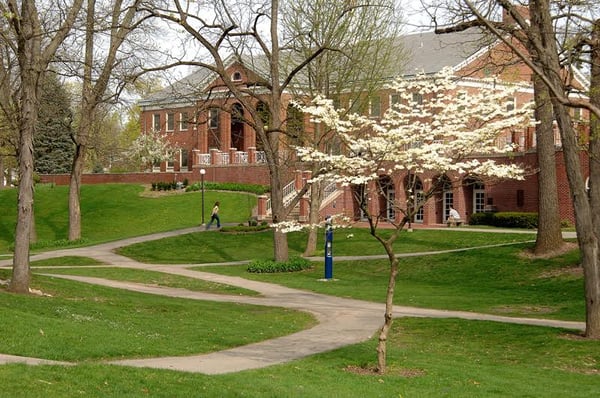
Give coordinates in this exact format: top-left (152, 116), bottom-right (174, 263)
top-left (324, 216), bottom-right (333, 279)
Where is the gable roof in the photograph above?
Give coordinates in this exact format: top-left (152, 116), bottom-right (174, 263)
top-left (400, 29), bottom-right (494, 77)
top-left (139, 29), bottom-right (501, 108)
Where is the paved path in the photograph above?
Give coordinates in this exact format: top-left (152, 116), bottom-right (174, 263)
top-left (0, 228), bottom-right (584, 374)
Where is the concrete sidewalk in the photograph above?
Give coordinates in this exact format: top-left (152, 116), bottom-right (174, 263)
top-left (0, 227), bottom-right (585, 374)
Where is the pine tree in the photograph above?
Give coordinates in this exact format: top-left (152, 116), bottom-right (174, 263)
top-left (34, 74), bottom-right (75, 174)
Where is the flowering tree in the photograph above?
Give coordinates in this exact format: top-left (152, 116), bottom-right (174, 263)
top-left (127, 129), bottom-right (174, 171)
top-left (295, 68), bottom-right (533, 373)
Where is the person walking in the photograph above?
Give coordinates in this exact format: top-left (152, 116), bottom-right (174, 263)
top-left (206, 201), bottom-right (221, 229)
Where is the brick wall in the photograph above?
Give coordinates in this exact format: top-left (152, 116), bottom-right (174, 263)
top-left (39, 150), bottom-right (587, 225)
top-left (40, 164), bottom-right (273, 187)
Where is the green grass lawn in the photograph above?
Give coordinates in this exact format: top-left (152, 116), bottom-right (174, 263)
top-left (0, 317), bottom-right (597, 397)
top-left (0, 269), bottom-right (312, 361)
top-left (116, 227), bottom-right (536, 263)
top-left (39, 266), bottom-right (260, 296)
top-left (0, 183), bottom-right (256, 254)
top-left (1, 183), bottom-right (596, 397)
top-left (197, 242), bottom-right (583, 321)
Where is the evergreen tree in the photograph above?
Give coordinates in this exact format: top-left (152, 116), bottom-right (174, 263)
top-left (34, 74), bottom-right (75, 174)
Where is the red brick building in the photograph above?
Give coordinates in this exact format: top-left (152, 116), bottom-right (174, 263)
top-left (138, 28), bottom-right (589, 225)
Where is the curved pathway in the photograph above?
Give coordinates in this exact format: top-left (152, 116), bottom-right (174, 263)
top-left (0, 228), bottom-right (584, 374)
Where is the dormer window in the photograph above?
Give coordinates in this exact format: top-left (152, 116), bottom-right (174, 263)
top-left (232, 71), bottom-right (242, 82)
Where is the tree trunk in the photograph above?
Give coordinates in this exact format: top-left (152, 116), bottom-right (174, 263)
top-left (69, 0), bottom-right (95, 242)
top-left (553, 101), bottom-right (600, 337)
top-left (267, 143), bottom-right (290, 262)
top-left (586, 18), bottom-right (600, 338)
top-left (69, 144), bottom-right (85, 240)
top-left (303, 179), bottom-right (323, 256)
top-left (10, 0), bottom-right (41, 294)
top-left (376, 244), bottom-right (399, 374)
top-left (533, 75), bottom-right (563, 254)
top-left (11, 122), bottom-right (34, 293)
top-left (530, 0), bottom-right (600, 338)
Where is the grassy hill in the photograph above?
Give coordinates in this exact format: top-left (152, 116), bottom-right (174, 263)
top-left (0, 183), bottom-right (256, 254)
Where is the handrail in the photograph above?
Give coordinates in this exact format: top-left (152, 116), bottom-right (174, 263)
top-left (266, 179), bottom-right (297, 216)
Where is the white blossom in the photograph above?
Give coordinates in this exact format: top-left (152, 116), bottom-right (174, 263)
top-left (127, 129), bottom-right (175, 168)
top-left (298, 68), bottom-right (532, 187)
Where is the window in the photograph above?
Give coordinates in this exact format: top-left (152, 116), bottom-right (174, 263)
top-left (208, 108), bottom-right (219, 129)
top-left (506, 97), bottom-right (515, 112)
top-left (232, 71), bottom-right (242, 81)
top-left (457, 91), bottom-right (466, 111)
top-left (411, 92), bottom-right (423, 112)
top-left (287, 104), bottom-right (304, 146)
top-left (390, 94), bottom-right (401, 106)
top-left (166, 113), bottom-right (175, 131)
top-left (179, 112), bottom-right (189, 131)
top-left (573, 107), bottom-right (581, 121)
top-left (369, 96), bottom-right (381, 118)
top-left (180, 149), bottom-right (189, 169)
top-left (153, 113), bottom-right (161, 131)
top-left (348, 98), bottom-right (362, 114)
top-left (473, 182), bottom-right (485, 213)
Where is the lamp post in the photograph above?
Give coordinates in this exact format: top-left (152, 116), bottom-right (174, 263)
top-left (200, 168), bottom-right (206, 225)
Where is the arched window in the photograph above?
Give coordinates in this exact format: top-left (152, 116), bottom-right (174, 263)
top-left (255, 102), bottom-right (270, 151)
top-left (232, 71), bottom-right (242, 82)
top-left (286, 104), bottom-right (304, 146)
top-left (231, 103), bottom-right (244, 150)
top-left (379, 175), bottom-right (395, 221)
top-left (405, 174), bottom-right (424, 223)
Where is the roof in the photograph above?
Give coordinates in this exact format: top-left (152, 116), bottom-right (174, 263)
top-left (139, 29), bottom-right (496, 108)
top-left (400, 29), bottom-right (493, 76)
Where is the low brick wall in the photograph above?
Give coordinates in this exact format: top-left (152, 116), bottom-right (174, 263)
top-left (39, 164), bottom-right (273, 186)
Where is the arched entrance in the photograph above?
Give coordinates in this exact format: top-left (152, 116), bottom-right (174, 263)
top-left (231, 103), bottom-right (244, 150)
top-left (255, 102), bottom-right (270, 152)
top-left (352, 184), bottom-right (367, 221)
top-left (379, 176), bottom-right (395, 221)
top-left (404, 174), bottom-right (424, 223)
top-left (433, 174), bottom-right (453, 223)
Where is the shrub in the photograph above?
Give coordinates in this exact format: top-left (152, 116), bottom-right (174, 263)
top-left (469, 211), bottom-right (538, 229)
top-left (185, 182), bottom-right (269, 195)
top-left (247, 257), bottom-right (313, 273)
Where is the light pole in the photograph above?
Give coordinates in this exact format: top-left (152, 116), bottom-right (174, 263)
top-left (200, 168), bottom-right (206, 225)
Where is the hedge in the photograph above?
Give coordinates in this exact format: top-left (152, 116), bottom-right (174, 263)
top-left (247, 257), bottom-right (313, 273)
top-left (186, 182), bottom-right (269, 195)
top-left (469, 211), bottom-right (538, 229)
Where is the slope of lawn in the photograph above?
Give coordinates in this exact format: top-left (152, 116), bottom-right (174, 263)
top-left (116, 227), bottom-right (536, 263)
top-left (198, 242), bottom-right (584, 321)
top-left (0, 183), bottom-right (256, 254)
top-left (0, 317), bottom-right (597, 397)
top-left (0, 269), bottom-right (313, 361)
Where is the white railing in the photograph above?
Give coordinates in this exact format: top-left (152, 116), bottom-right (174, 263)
top-left (256, 151), bottom-right (267, 163)
top-left (198, 153), bottom-right (211, 165)
top-left (218, 153), bottom-right (229, 164)
top-left (322, 180), bottom-right (338, 202)
top-left (193, 150), bottom-right (268, 165)
top-left (266, 179), bottom-right (297, 216)
top-left (233, 151), bottom-right (248, 164)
